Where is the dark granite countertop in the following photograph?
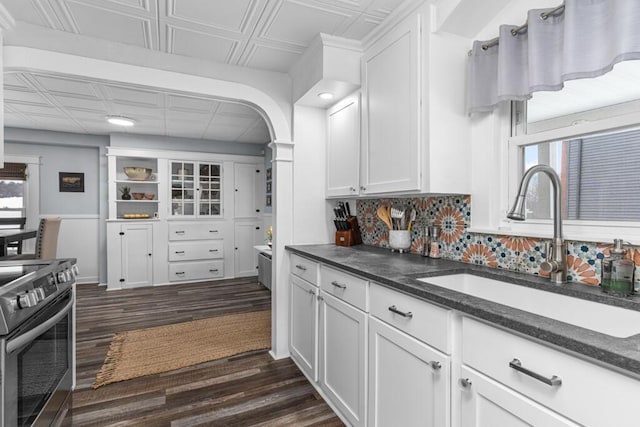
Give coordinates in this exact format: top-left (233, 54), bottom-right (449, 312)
top-left (286, 244), bottom-right (640, 378)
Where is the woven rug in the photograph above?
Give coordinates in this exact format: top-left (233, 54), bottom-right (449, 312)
top-left (93, 310), bottom-right (271, 389)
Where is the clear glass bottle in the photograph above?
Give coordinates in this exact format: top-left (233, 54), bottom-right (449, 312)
top-left (601, 239), bottom-right (634, 296)
top-left (428, 226), bottom-right (441, 259)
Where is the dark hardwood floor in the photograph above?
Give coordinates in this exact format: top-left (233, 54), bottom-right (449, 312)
top-left (66, 277), bottom-right (343, 426)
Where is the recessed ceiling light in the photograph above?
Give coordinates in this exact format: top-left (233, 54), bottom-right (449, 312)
top-left (106, 116), bottom-right (135, 127)
top-left (318, 92), bottom-right (334, 100)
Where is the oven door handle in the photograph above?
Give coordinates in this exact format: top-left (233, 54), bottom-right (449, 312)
top-left (6, 294), bottom-right (74, 355)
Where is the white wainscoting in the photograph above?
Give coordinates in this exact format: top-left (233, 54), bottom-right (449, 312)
top-left (51, 214), bottom-right (100, 283)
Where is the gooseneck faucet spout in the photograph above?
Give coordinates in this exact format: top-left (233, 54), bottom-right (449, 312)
top-left (507, 165), bottom-right (566, 284)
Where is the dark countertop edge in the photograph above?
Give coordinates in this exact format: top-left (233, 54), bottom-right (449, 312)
top-left (286, 244), bottom-right (640, 378)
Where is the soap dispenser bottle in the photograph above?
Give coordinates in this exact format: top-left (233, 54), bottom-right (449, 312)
top-left (601, 239), bottom-right (634, 296)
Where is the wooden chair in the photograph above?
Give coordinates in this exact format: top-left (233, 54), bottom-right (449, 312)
top-left (11, 217), bottom-right (61, 260)
top-left (0, 217), bottom-right (27, 254)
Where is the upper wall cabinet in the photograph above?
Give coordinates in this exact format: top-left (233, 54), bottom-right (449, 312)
top-left (356, 6), bottom-right (470, 196)
top-left (362, 14), bottom-right (421, 195)
top-left (326, 92), bottom-right (360, 198)
top-left (234, 163), bottom-right (263, 218)
top-left (170, 161), bottom-right (222, 217)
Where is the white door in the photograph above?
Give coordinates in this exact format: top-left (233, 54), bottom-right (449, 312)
top-left (368, 317), bottom-right (450, 427)
top-left (234, 163), bottom-right (259, 218)
top-left (289, 275), bottom-right (318, 381)
top-left (120, 222), bottom-right (153, 288)
top-left (361, 15), bottom-right (421, 194)
top-left (234, 221), bottom-right (261, 277)
top-left (326, 93), bottom-right (360, 197)
top-left (319, 291), bottom-right (367, 427)
top-left (459, 366), bottom-right (578, 427)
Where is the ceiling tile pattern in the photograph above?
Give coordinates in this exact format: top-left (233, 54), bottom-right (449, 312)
top-left (1, 0), bottom-right (407, 142)
top-left (2, 0), bottom-right (406, 72)
top-left (4, 72), bottom-right (271, 143)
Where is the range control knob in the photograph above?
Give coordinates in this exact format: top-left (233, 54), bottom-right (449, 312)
top-left (72, 265), bottom-right (80, 276)
top-left (57, 272), bottom-right (66, 283)
top-left (16, 293), bottom-right (36, 309)
top-left (34, 288), bottom-right (46, 302)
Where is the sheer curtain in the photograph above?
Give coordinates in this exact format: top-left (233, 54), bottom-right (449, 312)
top-left (467, 0), bottom-right (640, 115)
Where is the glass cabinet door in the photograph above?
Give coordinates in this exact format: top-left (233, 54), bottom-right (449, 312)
top-left (170, 161), bottom-right (222, 217)
top-left (171, 162), bottom-right (195, 216)
top-left (198, 163), bottom-right (222, 216)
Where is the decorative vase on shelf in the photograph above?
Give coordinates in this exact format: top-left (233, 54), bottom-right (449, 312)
top-left (120, 186), bottom-right (131, 200)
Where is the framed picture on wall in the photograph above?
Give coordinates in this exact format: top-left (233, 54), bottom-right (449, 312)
top-left (59, 172), bottom-right (84, 192)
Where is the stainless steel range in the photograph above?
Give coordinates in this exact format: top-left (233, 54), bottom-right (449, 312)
top-left (0, 259), bottom-right (77, 427)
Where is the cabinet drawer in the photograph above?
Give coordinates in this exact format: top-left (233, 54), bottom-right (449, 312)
top-left (169, 222), bottom-right (223, 241)
top-left (320, 265), bottom-right (368, 311)
top-left (290, 253), bottom-right (319, 285)
top-left (169, 260), bottom-right (224, 282)
top-left (462, 317), bottom-right (640, 427)
top-left (169, 240), bottom-right (224, 261)
top-left (370, 282), bottom-right (451, 353)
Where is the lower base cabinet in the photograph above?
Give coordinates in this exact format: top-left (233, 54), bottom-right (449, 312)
top-left (319, 291), bottom-right (367, 427)
top-left (368, 317), bottom-right (450, 427)
top-left (289, 275), bottom-right (318, 381)
top-left (459, 366), bottom-right (577, 427)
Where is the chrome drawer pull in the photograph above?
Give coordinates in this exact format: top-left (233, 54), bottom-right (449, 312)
top-left (430, 361), bottom-right (442, 370)
top-left (509, 358), bottom-right (562, 387)
top-left (209, 230), bottom-right (219, 233)
top-left (209, 249), bottom-right (219, 252)
top-left (176, 271), bottom-right (185, 275)
top-left (459, 378), bottom-right (472, 388)
top-left (388, 305), bottom-right (413, 318)
top-left (209, 269), bottom-right (219, 273)
top-left (331, 280), bottom-right (346, 289)
top-left (295, 264), bottom-right (307, 271)
top-left (175, 230), bottom-right (185, 234)
top-left (175, 251), bottom-right (185, 254)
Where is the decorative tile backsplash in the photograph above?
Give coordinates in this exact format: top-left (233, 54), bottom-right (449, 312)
top-left (356, 195), bottom-right (640, 287)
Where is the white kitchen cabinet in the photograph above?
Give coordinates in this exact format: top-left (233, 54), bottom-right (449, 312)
top-left (107, 221), bottom-right (153, 289)
top-left (458, 366), bottom-right (577, 427)
top-left (170, 161), bottom-right (222, 217)
top-left (290, 274), bottom-right (318, 381)
top-left (107, 152), bottom-right (160, 220)
top-left (361, 14), bottom-right (420, 195)
top-left (319, 290), bottom-right (367, 427)
top-left (459, 316), bottom-right (640, 427)
top-left (234, 221), bottom-right (262, 277)
top-left (326, 92), bottom-right (360, 198)
top-left (368, 317), bottom-right (449, 427)
top-left (234, 163), bottom-right (263, 218)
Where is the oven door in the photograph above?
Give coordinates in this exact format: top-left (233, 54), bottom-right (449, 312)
top-left (2, 290), bottom-right (74, 427)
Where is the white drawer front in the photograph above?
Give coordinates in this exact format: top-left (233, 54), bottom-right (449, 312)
top-left (169, 260), bottom-right (224, 282)
top-left (169, 222), bottom-right (224, 241)
top-left (169, 240), bottom-right (224, 261)
top-left (290, 253), bottom-right (319, 285)
top-left (462, 317), bottom-right (640, 427)
top-left (370, 282), bottom-right (451, 353)
top-left (320, 265), bottom-right (368, 311)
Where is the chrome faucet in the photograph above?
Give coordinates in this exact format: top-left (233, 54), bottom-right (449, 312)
top-left (507, 165), bottom-right (566, 284)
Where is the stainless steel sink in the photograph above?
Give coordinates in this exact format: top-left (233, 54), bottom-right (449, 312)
top-left (418, 274), bottom-right (640, 338)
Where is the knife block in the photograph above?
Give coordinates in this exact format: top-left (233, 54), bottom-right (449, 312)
top-left (335, 216), bottom-right (362, 247)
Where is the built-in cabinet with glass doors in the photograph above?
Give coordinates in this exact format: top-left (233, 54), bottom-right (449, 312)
top-left (170, 161), bottom-right (222, 217)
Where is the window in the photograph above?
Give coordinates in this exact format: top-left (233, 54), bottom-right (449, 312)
top-left (0, 163), bottom-right (27, 220)
top-left (508, 60), bottom-right (640, 235)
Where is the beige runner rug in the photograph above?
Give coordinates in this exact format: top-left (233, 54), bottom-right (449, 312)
top-left (93, 310), bottom-right (271, 389)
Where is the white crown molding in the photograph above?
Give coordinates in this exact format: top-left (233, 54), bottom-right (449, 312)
top-left (0, 3), bottom-right (16, 32)
top-left (319, 33), bottom-right (362, 52)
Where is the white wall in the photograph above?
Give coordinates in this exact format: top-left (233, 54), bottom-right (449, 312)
top-left (292, 105), bottom-right (333, 244)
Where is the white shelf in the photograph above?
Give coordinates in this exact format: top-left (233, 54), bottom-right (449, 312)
top-left (116, 200), bottom-right (159, 203)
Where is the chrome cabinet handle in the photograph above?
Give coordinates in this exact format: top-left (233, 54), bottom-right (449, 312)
top-left (209, 249), bottom-right (219, 252)
top-left (307, 289), bottom-right (315, 295)
top-left (176, 271), bottom-right (185, 275)
top-left (509, 358), bottom-right (562, 387)
top-left (175, 250), bottom-right (185, 254)
top-left (209, 230), bottom-right (219, 233)
top-left (175, 230), bottom-right (185, 234)
top-left (388, 305), bottom-right (413, 318)
top-left (209, 269), bottom-right (218, 273)
top-left (295, 264), bottom-right (307, 271)
top-left (317, 295), bottom-right (324, 301)
top-left (459, 378), bottom-right (472, 388)
top-left (430, 361), bottom-right (442, 370)
top-left (331, 280), bottom-right (346, 289)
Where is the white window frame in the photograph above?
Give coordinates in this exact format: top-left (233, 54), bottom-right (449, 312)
top-left (497, 105), bottom-right (640, 243)
top-left (3, 155), bottom-right (40, 252)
